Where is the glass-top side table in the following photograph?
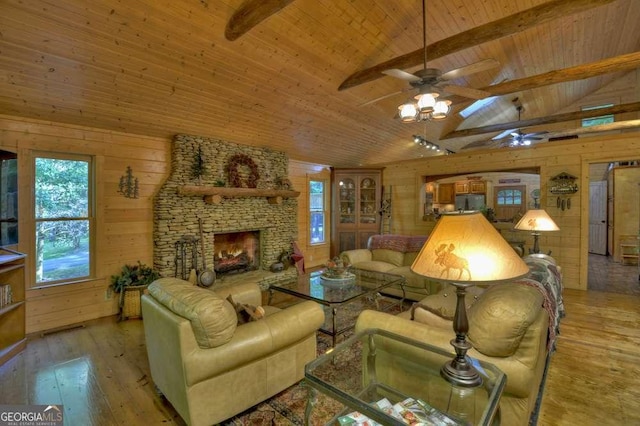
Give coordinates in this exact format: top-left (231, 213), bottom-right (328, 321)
top-left (269, 269), bottom-right (405, 347)
top-left (304, 328), bottom-right (505, 425)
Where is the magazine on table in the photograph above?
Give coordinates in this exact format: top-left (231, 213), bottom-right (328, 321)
top-left (338, 397), bottom-right (470, 426)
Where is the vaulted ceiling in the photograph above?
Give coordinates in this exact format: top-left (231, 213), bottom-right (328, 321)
top-left (1, 0), bottom-right (639, 167)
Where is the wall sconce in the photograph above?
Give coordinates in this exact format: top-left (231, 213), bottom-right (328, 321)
top-left (118, 166), bottom-right (139, 199)
top-left (549, 172), bottom-right (578, 210)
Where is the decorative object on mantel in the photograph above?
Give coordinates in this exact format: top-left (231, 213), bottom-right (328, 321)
top-left (118, 166), bottom-right (139, 199)
top-left (549, 172), bottom-right (578, 210)
top-left (177, 185), bottom-right (300, 205)
top-left (276, 176), bottom-right (293, 190)
top-left (227, 153), bottom-right (259, 188)
top-left (191, 145), bottom-right (207, 183)
top-left (514, 209), bottom-right (560, 255)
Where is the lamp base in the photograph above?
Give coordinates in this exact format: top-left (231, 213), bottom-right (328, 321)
top-left (441, 355), bottom-right (483, 387)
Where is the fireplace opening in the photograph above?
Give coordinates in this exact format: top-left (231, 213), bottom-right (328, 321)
top-left (213, 230), bottom-right (260, 275)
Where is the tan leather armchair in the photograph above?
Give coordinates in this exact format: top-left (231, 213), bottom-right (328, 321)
top-left (355, 282), bottom-right (551, 426)
top-left (141, 278), bottom-right (324, 426)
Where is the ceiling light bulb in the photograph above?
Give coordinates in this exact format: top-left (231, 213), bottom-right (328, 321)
top-left (523, 140), bottom-right (532, 146)
top-left (398, 102), bottom-right (419, 122)
top-left (415, 92), bottom-right (438, 113)
top-left (431, 100), bottom-right (452, 120)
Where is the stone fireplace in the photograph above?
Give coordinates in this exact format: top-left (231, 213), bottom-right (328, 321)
top-left (153, 134), bottom-right (299, 285)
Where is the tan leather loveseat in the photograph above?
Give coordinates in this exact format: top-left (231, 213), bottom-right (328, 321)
top-left (141, 278), bottom-right (324, 426)
top-left (340, 234), bottom-right (442, 300)
top-left (355, 255), bottom-right (563, 426)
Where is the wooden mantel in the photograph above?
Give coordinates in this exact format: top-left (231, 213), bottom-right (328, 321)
top-left (178, 185), bottom-right (301, 204)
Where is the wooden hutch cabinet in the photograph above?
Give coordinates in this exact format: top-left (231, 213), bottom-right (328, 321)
top-left (331, 168), bottom-right (383, 257)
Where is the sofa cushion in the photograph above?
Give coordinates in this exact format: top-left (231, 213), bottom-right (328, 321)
top-left (417, 284), bottom-right (485, 320)
top-left (371, 249), bottom-right (404, 267)
top-left (352, 260), bottom-right (396, 273)
top-left (402, 251), bottom-right (419, 266)
top-left (468, 283), bottom-right (543, 357)
top-left (148, 277), bottom-right (237, 348)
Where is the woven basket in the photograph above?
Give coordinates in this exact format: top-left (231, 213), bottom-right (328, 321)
top-left (119, 285), bottom-right (147, 320)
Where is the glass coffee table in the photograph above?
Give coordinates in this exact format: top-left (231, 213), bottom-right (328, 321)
top-left (304, 328), bottom-right (505, 425)
top-left (269, 269), bottom-right (405, 347)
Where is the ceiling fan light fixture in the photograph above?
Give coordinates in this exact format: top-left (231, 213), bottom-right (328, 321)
top-left (414, 91), bottom-right (439, 113)
top-left (398, 102), bottom-right (419, 122)
top-left (431, 99), bottom-right (452, 120)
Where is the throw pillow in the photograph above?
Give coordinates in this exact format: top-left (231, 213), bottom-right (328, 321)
top-left (226, 294), bottom-right (265, 324)
top-left (468, 283), bottom-right (543, 357)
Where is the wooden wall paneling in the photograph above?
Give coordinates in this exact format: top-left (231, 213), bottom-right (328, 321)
top-left (0, 115), bottom-right (170, 333)
top-left (380, 133), bottom-right (640, 291)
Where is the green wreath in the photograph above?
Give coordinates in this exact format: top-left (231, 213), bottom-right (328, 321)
top-left (227, 154), bottom-right (260, 188)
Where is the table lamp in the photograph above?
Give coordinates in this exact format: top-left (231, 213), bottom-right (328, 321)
top-left (514, 209), bottom-right (560, 254)
top-left (411, 211), bottom-right (529, 387)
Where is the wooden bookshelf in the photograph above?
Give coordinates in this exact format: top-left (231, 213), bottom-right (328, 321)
top-left (0, 248), bottom-right (26, 366)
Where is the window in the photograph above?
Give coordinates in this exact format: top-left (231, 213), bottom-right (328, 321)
top-left (494, 185), bottom-right (526, 221)
top-left (309, 180), bottom-right (326, 244)
top-left (34, 154), bottom-right (93, 285)
top-left (0, 150), bottom-right (18, 246)
top-left (581, 104), bottom-right (614, 127)
top-left (496, 188), bottom-right (523, 206)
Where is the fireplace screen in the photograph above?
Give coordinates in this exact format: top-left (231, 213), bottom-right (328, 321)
top-left (213, 230), bottom-right (260, 275)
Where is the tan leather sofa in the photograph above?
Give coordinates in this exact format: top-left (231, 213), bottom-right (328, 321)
top-left (340, 234), bottom-right (442, 300)
top-left (141, 278), bottom-right (324, 426)
top-left (354, 254), bottom-right (563, 426)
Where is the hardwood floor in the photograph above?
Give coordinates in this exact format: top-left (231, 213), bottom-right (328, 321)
top-left (1, 289), bottom-right (638, 425)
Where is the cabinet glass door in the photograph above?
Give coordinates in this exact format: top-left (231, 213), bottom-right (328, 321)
top-left (359, 177), bottom-right (377, 225)
top-left (339, 178), bottom-right (356, 224)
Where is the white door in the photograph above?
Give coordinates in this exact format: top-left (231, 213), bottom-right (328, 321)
top-left (589, 181), bottom-right (607, 254)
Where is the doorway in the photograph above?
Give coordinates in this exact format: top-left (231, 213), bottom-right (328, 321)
top-left (587, 161), bottom-right (639, 295)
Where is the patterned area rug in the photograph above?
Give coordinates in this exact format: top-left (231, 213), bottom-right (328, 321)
top-left (222, 297), bottom-right (408, 426)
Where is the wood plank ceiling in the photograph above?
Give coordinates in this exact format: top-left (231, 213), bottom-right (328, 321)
top-left (0, 0), bottom-right (638, 167)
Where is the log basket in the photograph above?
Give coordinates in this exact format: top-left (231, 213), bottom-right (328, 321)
top-left (119, 284), bottom-right (148, 321)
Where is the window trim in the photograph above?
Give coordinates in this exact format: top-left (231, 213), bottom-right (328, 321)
top-left (309, 179), bottom-right (327, 245)
top-left (32, 152), bottom-right (95, 288)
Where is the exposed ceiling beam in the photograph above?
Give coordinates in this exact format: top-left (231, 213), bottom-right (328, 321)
top-left (338, 0), bottom-right (616, 91)
top-left (457, 51), bottom-right (640, 102)
top-left (444, 101), bottom-right (640, 140)
top-left (225, 0), bottom-right (296, 41)
top-left (463, 120), bottom-right (640, 150)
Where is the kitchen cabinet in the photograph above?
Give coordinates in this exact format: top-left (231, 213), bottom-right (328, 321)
top-left (455, 182), bottom-right (469, 194)
top-left (470, 180), bottom-right (486, 194)
top-left (331, 169), bottom-right (383, 256)
top-left (436, 183), bottom-right (455, 204)
top-left (0, 248), bottom-right (26, 366)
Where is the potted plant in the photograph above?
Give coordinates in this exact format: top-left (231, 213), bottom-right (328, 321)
top-left (111, 261), bottom-right (159, 320)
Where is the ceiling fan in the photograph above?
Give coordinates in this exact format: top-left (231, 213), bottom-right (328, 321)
top-left (501, 99), bottom-right (548, 147)
top-left (367, 0), bottom-right (499, 122)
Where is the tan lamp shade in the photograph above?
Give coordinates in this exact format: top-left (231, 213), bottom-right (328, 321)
top-left (514, 209), bottom-right (560, 232)
top-left (411, 211), bottom-right (530, 285)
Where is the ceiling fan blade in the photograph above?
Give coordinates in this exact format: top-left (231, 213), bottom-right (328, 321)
top-left (441, 84), bottom-right (491, 100)
top-left (523, 131), bottom-right (549, 137)
top-left (510, 132), bottom-right (521, 137)
top-left (382, 69), bottom-right (421, 82)
top-left (440, 59), bottom-right (500, 81)
top-left (359, 89), bottom-right (407, 107)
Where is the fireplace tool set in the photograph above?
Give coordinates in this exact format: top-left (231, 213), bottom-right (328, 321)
top-left (174, 235), bottom-right (199, 281)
